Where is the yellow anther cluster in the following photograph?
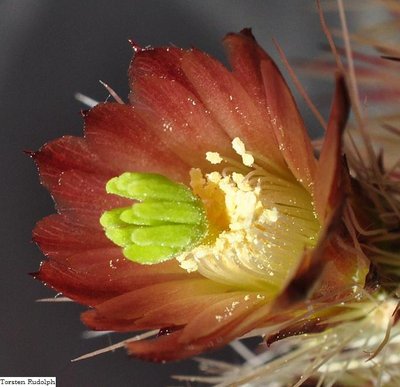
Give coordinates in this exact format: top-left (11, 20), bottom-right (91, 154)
top-left (176, 138), bottom-right (321, 292)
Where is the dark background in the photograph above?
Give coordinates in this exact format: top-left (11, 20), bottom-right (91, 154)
top-left (1, 1), bottom-right (344, 386)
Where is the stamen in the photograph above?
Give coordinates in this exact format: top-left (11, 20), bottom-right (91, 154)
top-left (177, 138), bottom-right (321, 291)
top-left (232, 137), bottom-right (255, 167)
top-left (206, 152), bottom-right (223, 164)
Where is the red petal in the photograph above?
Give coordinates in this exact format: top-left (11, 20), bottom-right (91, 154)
top-left (311, 237), bottom-right (369, 299)
top-left (33, 214), bottom-right (110, 259)
top-left (36, 258), bottom-right (190, 306)
top-left (129, 47), bottom-right (195, 94)
top-left (49, 169), bottom-right (130, 224)
top-left (181, 49), bottom-right (286, 166)
top-left (132, 74), bottom-right (235, 169)
top-left (44, 245), bottom-right (186, 280)
top-left (82, 294), bottom-right (229, 332)
top-left (314, 74), bottom-right (349, 220)
top-left (260, 60), bottom-right (317, 190)
top-left (84, 103), bottom-right (190, 182)
top-left (127, 294), bottom-right (269, 361)
top-left (129, 47), bottom-right (235, 168)
top-left (32, 136), bottom-right (112, 189)
top-left (35, 259), bottom-right (128, 305)
top-left (81, 278), bottom-right (230, 330)
top-left (127, 331), bottom-right (200, 362)
top-left (266, 317), bottom-right (327, 346)
top-left (224, 30), bottom-right (269, 110)
top-left (178, 292), bottom-right (269, 344)
top-left (223, 29), bottom-right (285, 166)
top-left (132, 293), bottom-right (239, 329)
top-left (274, 215), bottom-right (369, 312)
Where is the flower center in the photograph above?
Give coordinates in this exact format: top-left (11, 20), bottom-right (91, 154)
top-left (100, 138), bottom-right (321, 292)
top-left (177, 138), bottom-right (321, 291)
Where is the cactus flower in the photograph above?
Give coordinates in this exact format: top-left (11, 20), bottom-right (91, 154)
top-left (32, 29), bottom-right (370, 362)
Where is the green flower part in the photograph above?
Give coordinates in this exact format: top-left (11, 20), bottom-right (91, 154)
top-left (100, 172), bottom-right (208, 264)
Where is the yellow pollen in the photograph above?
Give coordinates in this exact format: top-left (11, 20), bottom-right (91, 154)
top-left (206, 152), bottom-right (223, 164)
top-left (260, 207), bottom-right (279, 223)
top-left (232, 137), bottom-right (254, 167)
top-left (176, 138), bottom-right (321, 292)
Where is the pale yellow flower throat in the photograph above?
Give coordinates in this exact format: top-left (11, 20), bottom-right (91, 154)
top-left (177, 138), bottom-right (321, 293)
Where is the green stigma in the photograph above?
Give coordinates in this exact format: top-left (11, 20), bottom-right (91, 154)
top-left (100, 172), bottom-right (208, 264)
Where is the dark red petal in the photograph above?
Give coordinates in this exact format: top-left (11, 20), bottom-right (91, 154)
top-left (224, 30), bottom-right (269, 109)
top-left (129, 46), bottom-right (235, 168)
top-left (223, 29), bottom-right (285, 165)
top-left (33, 214), bottom-right (110, 259)
top-left (132, 74), bottom-right (235, 169)
top-left (41, 245), bottom-right (188, 282)
top-left (266, 317), bottom-right (328, 346)
top-left (260, 60), bottom-right (317, 190)
top-left (35, 260), bottom-right (128, 305)
top-left (127, 294), bottom-right (269, 361)
top-left (81, 280), bottom-right (232, 331)
top-left (36, 258), bottom-right (191, 306)
top-left (32, 136), bottom-right (112, 189)
top-left (132, 293), bottom-right (240, 329)
top-left (181, 49), bottom-right (286, 165)
top-left (49, 169), bottom-right (130, 224)
top-left (127, 331), bottom-right (201, 362)
top-left (84, 103), bottom-right (190, 182)
top-left (314, 74), bottom-right (349, 220)
top-left (311, 237), bottom-right (369, 299)
top-left (178, 292), bottom-right (269, 344)
top-left (128, 47), bottom-right (195, 95)
top-left (81, 294), bottom-right (227, 332)
top-left (274, 216), bottom-right (369, 313)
